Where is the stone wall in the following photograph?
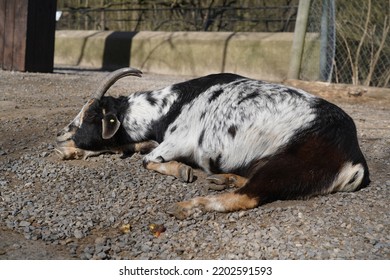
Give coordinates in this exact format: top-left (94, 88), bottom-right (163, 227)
top-left (55, 30), bottom-right (320, 81)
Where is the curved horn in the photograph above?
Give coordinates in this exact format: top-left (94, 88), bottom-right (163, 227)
top-left (93, 67), bottom-right (143, 100)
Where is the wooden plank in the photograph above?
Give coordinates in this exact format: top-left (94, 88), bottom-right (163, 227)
top-left (12, 0), bottom-right (28, 71)
top-left (0, 0), bottom-right (57, 72)
top-left (0, 0), bottom-right (6, 68)
top-left (2, 0), bottom-right (16, 70)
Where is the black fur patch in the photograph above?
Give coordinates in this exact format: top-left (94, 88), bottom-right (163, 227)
top-left (161, 97), bottom-right (169, 108)
top-left (209, 154), bottom-right (223, 174)
top-left (238, 91), bottom-right (258, 105)
top-left (347, 171), bottom-right (359, 185)
top-left (145, 91), bottom-right (158, 106)
top-left (209, 89), bottom-right (224, 102)
top-left (284, 88), bottom-right (305, 98)
top-left (73, 97), bottom-right (131, 151)
top-left (170, 125), bottom-right (177, 134)
top-left (228, 125), bottom-right (237, 138)
top-left (229, 79), bottom-right (246, 87)
top-left (198, 129), bottom-right (205, 146)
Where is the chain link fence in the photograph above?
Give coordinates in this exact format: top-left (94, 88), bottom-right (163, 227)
top-left (56, 0), bottom-right (299, 32)
top-left (56, 0), bottom-right (389, 87)
top-left (303, 0), bottom-right (389, 87)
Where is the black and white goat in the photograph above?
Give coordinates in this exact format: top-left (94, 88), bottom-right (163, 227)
top-left (56, 68), bottom-right (370, 219)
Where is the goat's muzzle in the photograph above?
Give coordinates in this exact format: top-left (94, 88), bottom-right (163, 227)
top-left (55, 127), bottom-right (85, 160)
top-left (55, 139), bottom-right (86, 160)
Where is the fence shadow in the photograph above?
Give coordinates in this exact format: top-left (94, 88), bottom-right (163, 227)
top-left (102, 31), bottom-right (138, 70)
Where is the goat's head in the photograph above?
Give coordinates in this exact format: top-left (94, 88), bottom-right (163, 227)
top-left (55, 67), bottom-right (142, 160)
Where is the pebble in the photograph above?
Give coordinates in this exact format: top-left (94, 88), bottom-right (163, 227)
top-left (73, 230), bottom-right (84, 239)
top-left (19, 221), bottom-right (31, 227)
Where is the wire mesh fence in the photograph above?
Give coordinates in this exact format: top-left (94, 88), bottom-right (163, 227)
top-left (56, 0), bottom-right (299, 32)
top-left (303, 0), bottom-right (389, 87)
top-left (56, 0), bottom-right (389, 87)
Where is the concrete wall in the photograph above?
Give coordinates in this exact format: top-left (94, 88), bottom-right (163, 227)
top-left (55, 30), bottom-right (320, 81)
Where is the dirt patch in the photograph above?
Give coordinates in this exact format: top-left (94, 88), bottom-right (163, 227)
top-left (0, 69), bottom-right (389, 260)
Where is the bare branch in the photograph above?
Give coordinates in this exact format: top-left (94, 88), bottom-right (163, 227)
top-left (337, 23), bottom-right (355, 84)
top-left (353, 0), bottom-right (371, 85)
top-left (364, 15), bottom-right (390, 86)
top-left (379, 67), bottom-right (390, 88)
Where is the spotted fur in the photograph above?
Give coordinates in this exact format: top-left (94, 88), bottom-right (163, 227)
top-left (56, 69), bottom-right (370, 219)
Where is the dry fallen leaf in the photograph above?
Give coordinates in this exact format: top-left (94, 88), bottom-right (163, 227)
top-left (119, 224), bottom-right (131, 234)
top-left (149, 223), bottom-right (166, 237)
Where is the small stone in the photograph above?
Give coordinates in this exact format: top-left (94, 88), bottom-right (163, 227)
top-left (238, 211), bottom-right (246, 218)
top-left (84, 246), bottom-right (95, 255)
top-left (96, 252), bottom-right (107, 259)
top-left (95, 236), bottom-right (107, 246)
top-left (19, 221), bottom-right (31, 227)
top-left (175, 248), bottom-right (185, 255)
top-left (82, 253), bottom-right (93, 260)
top-left (12, 244), bottom-right (22, 249)
top-left (40, 152), bottom-right (49, 157)
top-left (74, 229), bottom-right (84, 239)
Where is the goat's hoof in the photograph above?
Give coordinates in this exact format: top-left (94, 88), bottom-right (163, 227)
top-left (179, 165), bottom-right (194, 183)
top-left (207, 174), bottom-right (227, 184)
top-left (206, 175), bottom-right (228, 190)
top-left (166, 203), bottom-right (190, 220)
top-left (207, 184), bottom-right (227, 191)
top-left (206, 174), bottom-right (246, 188)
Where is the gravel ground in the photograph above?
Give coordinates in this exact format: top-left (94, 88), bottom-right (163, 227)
top-left (0, 69), bottom-right (389, 260)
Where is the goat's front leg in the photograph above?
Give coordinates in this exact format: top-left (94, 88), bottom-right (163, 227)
top-left (143, 157), bottom-right (194, 183)
top-left (142, 141), bottom-right (195, 182)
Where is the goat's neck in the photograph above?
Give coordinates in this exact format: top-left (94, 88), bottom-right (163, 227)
top-left (123, 87), bottom-right (178, 142)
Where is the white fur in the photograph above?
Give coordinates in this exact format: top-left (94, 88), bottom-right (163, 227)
top-left (328, 162), bottom-right (365, 193)
top-left (143, 80), bottom-right (317, 174)
top-left (123, 86), bottom-right (178, 141)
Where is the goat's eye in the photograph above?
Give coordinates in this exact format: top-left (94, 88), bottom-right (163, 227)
top-left (110, 118), bottom-right (115, 123)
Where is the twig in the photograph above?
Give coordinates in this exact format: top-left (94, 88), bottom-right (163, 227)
top-left (352, 0), bottom-right (371, 85)
top-left (337, 24), bottom-right (355, 84)
top-left (364, 15), bottom-right (390, 86)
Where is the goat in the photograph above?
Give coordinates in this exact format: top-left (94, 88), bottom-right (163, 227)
top-left (56, 67), bottom-right (370, 219)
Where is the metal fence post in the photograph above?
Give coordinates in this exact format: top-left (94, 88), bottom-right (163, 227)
top-left (319, 0), bottom-right (336, 82)
top-left (288, 0), bottom-right (311, 79)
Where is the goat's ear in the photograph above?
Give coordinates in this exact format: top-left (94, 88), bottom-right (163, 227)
top-left (102, 114), bottom-right (121, 139)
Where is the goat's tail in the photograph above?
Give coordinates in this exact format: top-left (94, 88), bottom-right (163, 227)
top-left (328, 162), bottom-right (370, 193)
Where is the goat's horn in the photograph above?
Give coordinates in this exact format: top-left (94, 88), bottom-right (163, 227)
top-left (93, 67), bottom-right (143, 100)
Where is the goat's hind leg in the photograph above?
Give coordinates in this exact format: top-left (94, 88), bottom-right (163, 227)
top-left (168, 190), bottom-right (259, 219)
